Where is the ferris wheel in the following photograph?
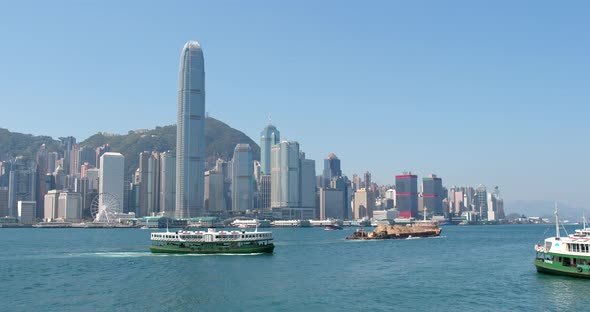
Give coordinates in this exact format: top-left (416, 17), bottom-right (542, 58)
top-left (91, 193), bottom-right (120, 224)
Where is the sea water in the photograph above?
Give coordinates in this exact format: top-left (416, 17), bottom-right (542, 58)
top-left (1, 225), bottom-right (588, 312)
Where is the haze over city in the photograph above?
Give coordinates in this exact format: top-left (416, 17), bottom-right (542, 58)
top-left (1, 1), bottom-right (588, 209)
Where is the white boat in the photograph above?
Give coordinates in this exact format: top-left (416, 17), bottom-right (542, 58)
top-left (533, 205), bottom-right (590, 278)
top-left (150, 228), bottom-right (274, 254)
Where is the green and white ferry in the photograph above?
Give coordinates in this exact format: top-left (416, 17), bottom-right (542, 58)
top-left (150, 228), bottom-right (274, 254)
top-left (534, 208), bottom-right (590, 278)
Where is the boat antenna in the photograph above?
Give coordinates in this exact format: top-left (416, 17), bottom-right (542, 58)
top-left (255, 219), bottom-right (258, 233)
top-left (424, 207), bottom-right (427, 222)
top-left (555, 202), bottom-right (560, 240)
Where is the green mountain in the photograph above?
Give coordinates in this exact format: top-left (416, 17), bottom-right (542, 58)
top-left (82, 117), bottom-right (260, 179)
top-left (0, 128), bottom-right (61, 160)
top-left (1, 117), bottom-right (260, 179)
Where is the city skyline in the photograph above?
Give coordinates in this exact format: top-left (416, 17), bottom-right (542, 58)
top-left (1, 1), bottom-right (589, 207)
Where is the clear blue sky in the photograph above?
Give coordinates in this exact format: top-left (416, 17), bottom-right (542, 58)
top-left (1, 1), bottom-right (588, 209)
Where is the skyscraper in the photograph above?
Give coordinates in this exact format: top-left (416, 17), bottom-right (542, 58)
top-left (159, 151), bottom-right (176, 216)
top-left (231, 144), bottom-right (254, 212)
top-left (422, 174), bottom-right (443, 215)
top-left (353, 188), bottom-right (375, 219)
top-left (0, 187), bottom-right (9, 217)
top-left (271, 141), bottom-right (301, 208)
top-left (270, 141), bottom-right (317, 219)
top-left (476, 184), bottom-right (487, 219)
top-left (176, 41), bottom-right (205, 219)
top-left (395, 173), bottom-right (418, 218)
top-left (138, 152), bottom-right (158, 217)
top-left (204, 170), bottom-right (225, 213)
top-left (8, 158), bottom-right (36, 217)
top-left (260, 123), bottom-right (280, 175)
top-left (99, 152), bottom-right (125, 213)
top-left (322, 153), bottom-right (341, 187)
top-left (299, 157), bottom-right (316, 209)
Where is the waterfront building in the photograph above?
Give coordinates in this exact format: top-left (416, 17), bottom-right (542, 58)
top-left (319, 188), bottom-right (345, 219)
top-left (271, 141), bottom-right (301, 208)
top-left (213, 159), bottom-right (232, 211)
top-left (270, 141), bottom-right (316, 218)
top-left (258, 175), bottom-right (271, 210)
top-left (159, 151), bottom-right (176, 216)
top-left (319, 153), bottom-right (348, 219)
top-left (8, 159), bottom-right (36, 217)
top-left (99, 152), bottom-right (125, 213)
top-left (18, 200), bottom-right (36, 224)
top-left (231, 144), bottom-right (254, 212)
top-left (422, 174), bottom-right (443, 215)
top-left (476, 185), bottom-right (488, 218)
top-left (44, 190), bottom-right (59, 220)
top-left (300, 157), bottom-right (316, 209)
top-left (58, 192), bottom-right (82, 222)
top-left (175, 41), bottom-right (206, 219)
top-left (260, 123), bottom-right (280, 175)
top-left (128, 182), bottom-right (140, 218)
top-left (452, 187), bottom-right (463, 215)
top-left (138, 152), bottom-right (159, 217)
top-left (373, 209), bottom-right (400, 221)
top-left (35, 144), bottom-right (48, 220)
top-left (322, 153), bottom-right (341, 188)
top-left (353, 188), bottom-right (375, 219)
top-left (395, 173), bottom-right (418, 218)
top-left (204, 170), bottom-right (225, 213)
top-left (0, 187), bottom-right (8, 217)
top-left (487, 193), bottom-right (496, 221)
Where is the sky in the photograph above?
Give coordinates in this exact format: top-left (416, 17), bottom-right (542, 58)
top-left (0, 1), bottom-right (589, 210)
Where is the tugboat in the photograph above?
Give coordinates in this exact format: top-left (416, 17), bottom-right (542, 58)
top-left (534, 205), bottom-right (590, 278)
top-left (150, 228), bottom-right (274, 254)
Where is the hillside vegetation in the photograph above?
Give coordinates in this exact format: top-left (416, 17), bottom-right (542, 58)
top-left (1, 117), bottom-right (260, 179)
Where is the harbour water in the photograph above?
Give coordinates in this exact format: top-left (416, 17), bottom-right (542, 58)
top-left (1, 225), bottom-right (589, 311)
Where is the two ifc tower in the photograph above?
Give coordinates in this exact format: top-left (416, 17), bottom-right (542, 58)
top-left (175, 41), bottom-right (205, 219)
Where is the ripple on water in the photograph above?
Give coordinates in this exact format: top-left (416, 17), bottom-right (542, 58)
top-left (2, 225), bottom-right (590, 312)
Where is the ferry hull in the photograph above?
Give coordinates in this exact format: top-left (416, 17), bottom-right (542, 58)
top-left (534, 259), bottom-right (590, 279)
top-left (150, 243), bottom-right (274, 254)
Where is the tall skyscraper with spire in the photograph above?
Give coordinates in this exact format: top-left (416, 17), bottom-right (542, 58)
top-left (175, 41), bottom-right (206, 219)
top-left (260, 121), bottom-right (280, 175)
